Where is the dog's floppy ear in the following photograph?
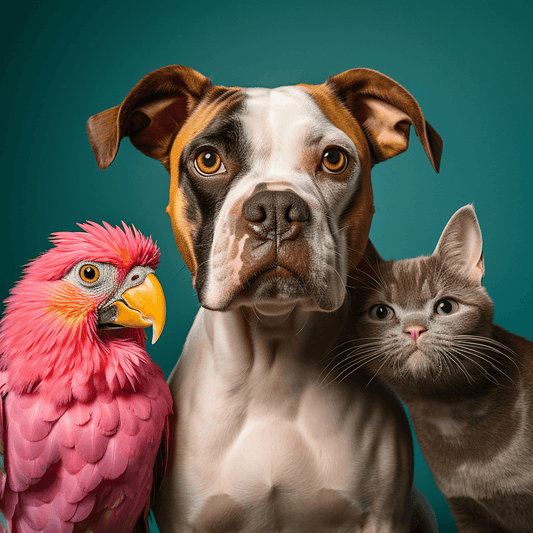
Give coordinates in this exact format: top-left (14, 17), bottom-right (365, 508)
top-left (87, 65), bottom-right (212, 171)
top-left (327, 69), bottom-right (442, 172)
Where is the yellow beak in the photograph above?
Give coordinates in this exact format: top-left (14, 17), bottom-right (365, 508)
top-left (111, 273), bottom-right (166, 344)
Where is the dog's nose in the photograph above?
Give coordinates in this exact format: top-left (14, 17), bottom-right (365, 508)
top-left (243, 190), bottom-right (310, 239)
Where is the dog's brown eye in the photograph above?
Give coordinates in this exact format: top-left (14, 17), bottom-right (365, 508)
top-left (80, 264), bottom-right (100, 283)
top-left (322, 148), bottom-right (347, 174)
top-left (195, 150), bottom-right (225, 175)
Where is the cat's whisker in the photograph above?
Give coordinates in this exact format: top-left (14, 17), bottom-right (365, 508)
top-left (318, 344), bottom-right (385, 385)
top-left (448, 347), bottom-right (504, 386)
top-left (320, 344), bottom-right (388, 382)
top-left (452, 345), bottom-right (516, 386)
top-left (338, 352), bottom-right (389, 385)
top-left (320, 356), bottom-right (376, 388)
top-left (316, 337), bottom-right (384, 366)
top-left (454, 336), bottom-right (521, 371)
top-left (323, 341), bottom-right (398, 387)
top-left (429, 333), bottom-right (521, 378)
top-left (326, 341), bottom-right (385, 364)
top-left (444, 350), bottom-right (475, 385)
top-left (332, 353), bottom-right (385, 385)
top-left (364, 353), bottom-right (394, 389)
top-left (453, 342), bottom-right (504, 365)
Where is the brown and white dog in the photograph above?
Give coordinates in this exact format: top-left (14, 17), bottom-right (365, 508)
top-left (87, 66), bottom-right (442, 532)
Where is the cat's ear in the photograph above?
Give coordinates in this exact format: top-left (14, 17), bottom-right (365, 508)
top-left (353, 239), bottom-right (386, 284)
top-left (434, 205), bottom-right (485, 284)
top-left (363, 239), bottom-right (385, 267)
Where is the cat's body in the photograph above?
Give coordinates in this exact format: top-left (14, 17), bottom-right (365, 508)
top-left (347, 205), bottom-right (533, 533)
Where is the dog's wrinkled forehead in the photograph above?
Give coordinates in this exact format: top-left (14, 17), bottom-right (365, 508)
top-left (241, 86), bottom-right (356, 168)
top-left (175, 85), bottom-right (359, 180)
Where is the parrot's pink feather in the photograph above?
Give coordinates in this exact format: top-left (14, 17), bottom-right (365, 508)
top-left (23, 221), bottom-right (160, 284)
top-left (0, 222), bottom-right (173, 532)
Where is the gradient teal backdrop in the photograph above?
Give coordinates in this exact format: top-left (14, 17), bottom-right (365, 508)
top-left (1, 1), bottom-right (531, 531)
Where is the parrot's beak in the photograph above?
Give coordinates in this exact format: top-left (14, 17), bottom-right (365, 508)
top-left (110, 273), bottom-right (166, 344)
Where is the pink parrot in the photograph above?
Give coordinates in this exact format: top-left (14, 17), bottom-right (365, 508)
top-left (0, 222), bottom-right (173, 532)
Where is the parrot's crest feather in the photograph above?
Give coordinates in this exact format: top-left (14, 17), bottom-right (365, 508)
top-left (23, 221), bottom-right (160, 283)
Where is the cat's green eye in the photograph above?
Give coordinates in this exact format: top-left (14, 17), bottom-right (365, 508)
top-left (435, 298), bottom-right (459, 315)
top-left (370, 305), bottom-right (395, 320)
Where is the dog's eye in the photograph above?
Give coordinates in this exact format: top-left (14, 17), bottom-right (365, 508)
top-left (322, 148), bottom-right (348, 174)
top-left (79, 264), bottom-right (100, 283)
top-left (194, 150), bottom-right (226, 175)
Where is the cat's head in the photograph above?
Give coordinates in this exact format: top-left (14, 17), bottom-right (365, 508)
top-left (350, 205), bottom-right (503, 398)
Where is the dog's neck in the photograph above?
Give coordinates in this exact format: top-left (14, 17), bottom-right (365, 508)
top-left (180, 301), bottom-right (351, 387)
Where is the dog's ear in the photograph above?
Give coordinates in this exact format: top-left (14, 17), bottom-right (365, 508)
top-left (87, 65), bottom-right (212, 171)
top-left (327, 69), bottom-right (442, 172)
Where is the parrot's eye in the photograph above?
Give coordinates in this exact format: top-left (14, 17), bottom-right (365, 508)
top-left (79, 264), bottom-right (100, 283)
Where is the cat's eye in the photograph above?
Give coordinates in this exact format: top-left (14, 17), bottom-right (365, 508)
top-left (435, 298), bottom-right (459, 315)
top-left (370, 305), bottom-right (395, 320)
top-left (194, 150), bottom-right (226, 176)
top-left (321, 148), bottom-right (348, 174)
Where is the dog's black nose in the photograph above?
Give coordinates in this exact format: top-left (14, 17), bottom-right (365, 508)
top-left (243, 190), bottom-right (310, 239)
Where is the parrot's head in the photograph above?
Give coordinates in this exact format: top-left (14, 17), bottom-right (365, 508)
top-left (0, 222), bottom-right (166, 399)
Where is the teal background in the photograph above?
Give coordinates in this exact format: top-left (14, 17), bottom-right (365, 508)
top-left (1, 1), bottom-right (531, 531)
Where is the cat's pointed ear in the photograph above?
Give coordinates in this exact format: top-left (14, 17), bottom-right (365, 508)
top-left (363, 239), bottom-right (385, 267)
top-left (353, 239), bottom-right (385, 283)
top-left (434, 205), bottom-right (485, 284)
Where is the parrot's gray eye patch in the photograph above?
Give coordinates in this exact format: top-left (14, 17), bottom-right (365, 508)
top-left (64, 261), bottom-right (118, 295)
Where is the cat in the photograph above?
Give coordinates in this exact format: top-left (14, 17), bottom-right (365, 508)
top-left (343, 205), bottom-right (533, 533)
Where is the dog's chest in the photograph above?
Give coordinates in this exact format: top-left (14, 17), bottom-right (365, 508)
top-left (183, 377), bottom-right (381, 530)
top-left (218, 387), bottom-right (356, 494)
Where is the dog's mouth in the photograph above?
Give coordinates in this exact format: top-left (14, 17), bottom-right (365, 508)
top-left (244, 263), bottom-right (308, 300)
top-left (249, 262), bottom-right (300, 281)
top-left (199, 260), bottom-right (315, 311)
top-left (197, 229), bottom-right (346, 312)
top-left (230, 261), bottom-right (343, 312)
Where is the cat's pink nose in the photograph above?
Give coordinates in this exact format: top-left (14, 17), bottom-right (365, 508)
top-left (405, 326), bottom-right (427, 341)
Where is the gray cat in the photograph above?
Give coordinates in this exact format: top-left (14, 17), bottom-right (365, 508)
top-left (345, 205), bottom-right (533, 533)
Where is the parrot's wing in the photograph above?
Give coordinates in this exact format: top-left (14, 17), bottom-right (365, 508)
top-left (134, 377), bottom-right (171, 533)
top-left (0, 394), bottom-right (8, 533)
top-left (0, 394), bottom-right (6, 499)
top-left (152, 414), bottom-right (170, 497)
top-left (3, 387), bottom-right (168, 531)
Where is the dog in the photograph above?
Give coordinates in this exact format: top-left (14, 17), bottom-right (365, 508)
top-left (87, 65), bottom-right (442, 532)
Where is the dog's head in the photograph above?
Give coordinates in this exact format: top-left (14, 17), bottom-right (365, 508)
top-left (87, 66), bottom-right (441, 312)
